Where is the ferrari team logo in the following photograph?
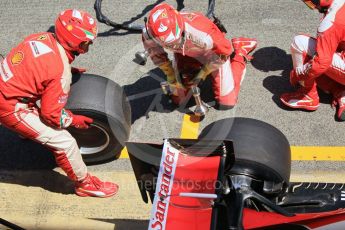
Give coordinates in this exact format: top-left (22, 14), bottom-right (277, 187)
top-left (186, 13), bottom-right (197, 21)
top-left (160, 9), bottom-right (168, 19)
top-left (11, 51), bottom-right (24, 65)
top-left (37, 34), bottom-right (48, 40)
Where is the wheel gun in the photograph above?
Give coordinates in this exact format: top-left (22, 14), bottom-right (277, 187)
top-left (160, 82), bottom-right (209, 117)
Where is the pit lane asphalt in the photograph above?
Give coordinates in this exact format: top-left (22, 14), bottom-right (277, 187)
top-left (1, 0), bottom-right (345, 229)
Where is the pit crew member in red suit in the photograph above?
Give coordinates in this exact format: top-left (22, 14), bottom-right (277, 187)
top-left (280, 0), bottom-right (345, 121)
top-left (0, 9), bottom-right (118, 197)
top-left (143, 3), bottom-right (257, 109)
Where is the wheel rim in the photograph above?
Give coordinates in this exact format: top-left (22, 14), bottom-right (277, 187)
top-left (69, 124), bottom-right (110, 155)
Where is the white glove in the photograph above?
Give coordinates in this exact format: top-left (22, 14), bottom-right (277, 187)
top-left (295, 62), bottom-right (312, 76)
top-left (332, 53), bottom-right (345, 71)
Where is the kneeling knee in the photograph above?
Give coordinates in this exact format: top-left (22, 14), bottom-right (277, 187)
top-left (215, 103), bottom-right (235, 110)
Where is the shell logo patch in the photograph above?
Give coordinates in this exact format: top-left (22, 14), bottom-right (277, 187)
top-left (11, 52), bottom-right (24, 65)
top-left (67, 25), bottom-right (73, 31)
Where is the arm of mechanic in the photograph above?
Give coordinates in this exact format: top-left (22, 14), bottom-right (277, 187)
top-left (40, 76), bottom-right (93, 129)
top-left (40, 76), bottom-right (73, 129)
top-left (302, 25), bottom-right (341, 81)
top-left (194, 26), bottom-right (233, 83)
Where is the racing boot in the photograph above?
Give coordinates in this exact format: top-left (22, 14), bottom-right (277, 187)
top-left (280, 86), bottom-right (319, 111)
top-left (231, 37), bottom-right (258, 61)
top-left (75, 173), bottom-right (119, 198)
top-left (332, 92), bottom-right (345, 121)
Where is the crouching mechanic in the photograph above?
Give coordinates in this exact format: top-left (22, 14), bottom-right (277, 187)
top-left (280, 0), bottom-right (345, 121)
top-left (143, 3), bottom-right (257, 109)
top-left (0, 9), bottom-right (118, 197)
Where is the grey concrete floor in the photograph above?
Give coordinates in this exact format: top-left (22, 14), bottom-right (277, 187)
top-left (0, 1), bottom-right (345, 229)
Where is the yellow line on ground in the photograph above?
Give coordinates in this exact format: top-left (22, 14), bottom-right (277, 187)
top-left (291, 146), bottom-right (345, 161)
top-left (120, 147), bottom-right (129, 158)
top-left (180, 114), bottom-right (200, 139)
top-left (120, 114), bottom-right (200, 159)
top-left (120, 115), bottom-right (345, 161)
top-left (121, 143), bottom-right (345, 161)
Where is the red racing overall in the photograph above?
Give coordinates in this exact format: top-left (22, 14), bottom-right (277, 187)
top-left (0, 32), bottom-right (87, 181)
top-left (143, 12), bottom-right (249, 107)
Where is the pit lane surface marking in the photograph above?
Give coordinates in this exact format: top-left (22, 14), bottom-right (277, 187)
top-left (119, 114), bottom-right (200, 158)
top-left (119, 115), bottom-right (345, 161)
top-left (179, 114), bottom-right (201, 139)
top-left (120, 147), bottom-right (129, 158)
top-left (291, 146), bottom-right (345, 161)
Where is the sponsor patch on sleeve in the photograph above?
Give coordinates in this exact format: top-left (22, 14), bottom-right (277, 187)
top-left (58, 94), bottom-right (68, 104)
top-left (0, 58), bottom-right (14, 82)
top-left (29, 41), bottom-right (53, 58)
top-left (60, 108), bottom-right (73, 128)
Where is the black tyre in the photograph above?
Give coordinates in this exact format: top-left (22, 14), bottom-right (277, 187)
top-left (66, 74), bottom-right (131, 165)
top-left (199, 117), bottom-right (291, 195)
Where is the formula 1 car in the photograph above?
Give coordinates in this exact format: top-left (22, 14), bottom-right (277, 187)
top-left (127, 117), bottom-right (345, 230)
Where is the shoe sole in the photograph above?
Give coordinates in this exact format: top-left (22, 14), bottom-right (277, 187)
top-left (75, 189), bottom-right (118, 198)
top-left (280, 98), bottom-right (319, 111)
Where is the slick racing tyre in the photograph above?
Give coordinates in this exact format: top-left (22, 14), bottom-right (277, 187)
top-left (199, 117), bottom-right (291, 196)
top-left (66, 74), bottom-right (131, 165)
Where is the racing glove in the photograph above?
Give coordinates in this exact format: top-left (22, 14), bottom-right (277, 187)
top-left (295, 62), bottom-right (312, 76)
top-left (159, 61), bottom-right (176, 84)
top-left (71, 114), bottom-right (93, 129)
top-left (292, 61), bottom-right (313, 87)
top-left (192, 64), bottom-right (214, 85)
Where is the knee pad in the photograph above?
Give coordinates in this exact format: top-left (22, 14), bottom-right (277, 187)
top-left (291, 35), bottom-right (316, 70)
top-left (291, 34), bottom-right (316, 56)
top-left (215, 102), bottom-right (234, 110)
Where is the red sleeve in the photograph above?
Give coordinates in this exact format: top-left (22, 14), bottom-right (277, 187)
top-left (210, 30), bottom-right (233, 57)
top-left (306, 25), bottom-right (340, 80)
top-left (207, 27), bottom-right (233, 67)
top-left (142, 29), bottom-right (170, 66)
top-left (40, 76), bottom-right (72, 129)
